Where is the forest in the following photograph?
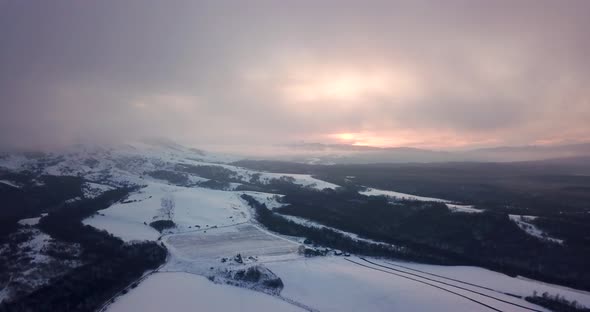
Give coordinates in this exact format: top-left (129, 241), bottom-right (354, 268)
top-left (0, 176), bottom-right (166, 312)
top-left (242, 176), bottom-right (590, 292)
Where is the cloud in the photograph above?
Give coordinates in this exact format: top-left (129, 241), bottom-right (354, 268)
top-left (1, 0), bottom-right (589, 151)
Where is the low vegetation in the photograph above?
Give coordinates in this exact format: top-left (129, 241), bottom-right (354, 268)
top-left (146, 170), bottom-right (189, 186)
top-left (149, 220), bottom-right (176, 232)
top-left (526, 292), bottom-right (590, 312)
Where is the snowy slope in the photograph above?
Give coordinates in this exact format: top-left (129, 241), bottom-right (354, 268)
top-left (0, 141), bottom-right (339, 192)
top-left (105, 272), bottom-right (305, 312)
top-left (17, 217), bottom-right (41, 226)
top-left (84, 181), bottom-right (252, 242)
top-left (238, 191), bottom-right (286, 209)
top-left (361, 187), bottom-right (482, 213)
top-left (0, 180), bottom-right (20, 188)
top-left (509, 215), bottom-right (564, 244)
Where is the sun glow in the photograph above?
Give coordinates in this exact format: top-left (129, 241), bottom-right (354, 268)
top-left (334, 132), bottom-right (357, 141)
top-left (328, 130), bottom-right (502, 149)
top-left (281, 65), bottom-right (421, 104)
top-left (330, 132), bottom-right (387, 146)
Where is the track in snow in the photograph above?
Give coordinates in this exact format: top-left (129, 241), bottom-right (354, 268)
top-left (382, 260), bottom-right (503, 293)
top-left (360, 258), bottom-right (542, 312)
top-left (345, 258), bottom-right (546, 312)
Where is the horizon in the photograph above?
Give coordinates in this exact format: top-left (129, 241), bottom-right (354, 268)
top-left (4, 137), bottom-right (590, 163)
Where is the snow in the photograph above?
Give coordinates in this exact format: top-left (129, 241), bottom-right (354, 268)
top-left (360, 187), bottom-right (482, 213)
top-left (65, 196), bottom-right (82, 204)
top-left (258, 172), bottom-right (339, 190)
top-left (83, 182), bottom-right (251, 242)
top-left (0, 155), bottom-right (29, 171)
top-left (166, 224), bottom-right (299, 260)
top-left (0, 180), bottom-right (20, 188)
top-left (0, 228), bottom-right (82, 302)
top-left (279, 214), bottom-right (397, 249)
top-left (82, 182), bottom-right (115, 199)
top-left (269, 257), bottom-right (493, 312)
top-left (117, 140), bottom-right (239, 164)
top-left (1, 141), bottom-right (339, 192)
top-left (361, 187), bottom-right (455, 203)
top-left (18, 217), bottom-right (41, 226)
top-left (182, 160), bottom-right (340, 191)
top-left (267, 257), bottom-right (567, 312)
top-left (373, 258), bottom-right (590, 307)
top-left (239, 191), bottom-right (286, 209)
top-left (17, 229), bottom-right (53, 263)
top-left (105, 272), bottom-right (305, 312)
top-left (509, 215), bottom-right (563, 244)
top-left (163, 223), bottom-right (301, 274)
top-left (84, 214), bottom-right (160, 242)
top-left (447, 204), bottom-right (482, 213)
top-left (0, 288), bottom-right (9, 304)
top-left (267, 256), bottom-right (590, 312)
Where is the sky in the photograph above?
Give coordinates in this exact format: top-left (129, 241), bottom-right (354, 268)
top-left (1, 0), bottom-right (589, 153)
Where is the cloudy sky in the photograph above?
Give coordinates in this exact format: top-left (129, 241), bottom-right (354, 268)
top-left (1, 0), bottom-right (589, 152)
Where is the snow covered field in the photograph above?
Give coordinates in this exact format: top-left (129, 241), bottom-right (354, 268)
top-left (267, 256), bottom-right (590, 312)
top-left (105, 272), bottom-right (304, 312)
top-left (85, 165), bottom-right (587, 312)
top-left (366, 258), bottom-right (590, 307)
top-left (84, 182), bottom-right (252, 242)
top-left (166, 224), bottom-right (299, 262)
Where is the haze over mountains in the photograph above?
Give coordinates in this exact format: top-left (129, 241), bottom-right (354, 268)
top-left (267, 142), bottom-right (590, 164)
top-left (4, 137), bottom-right (590, 165)
top-left (3, 136), bottom-right (590, 165)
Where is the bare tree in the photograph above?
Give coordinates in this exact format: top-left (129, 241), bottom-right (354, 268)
top-left (159, 195), bottom-right (175, 220)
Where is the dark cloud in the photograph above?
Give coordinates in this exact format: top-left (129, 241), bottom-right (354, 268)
top-left (1, 0), bottom-right (589, 151)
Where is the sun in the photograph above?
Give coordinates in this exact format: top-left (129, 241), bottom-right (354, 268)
top-left (334, 132), bottom-right (357, 141)
top-left (329, 131), bottom-right (400, 147)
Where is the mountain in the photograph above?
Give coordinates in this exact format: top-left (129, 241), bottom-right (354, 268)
top-left (465, 143), bottom-right (590, 162)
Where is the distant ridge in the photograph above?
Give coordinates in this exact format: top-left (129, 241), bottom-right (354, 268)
top-left (274, 142), bottom-right (590, 164)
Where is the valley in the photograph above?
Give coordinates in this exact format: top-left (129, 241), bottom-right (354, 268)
top-left (1, 141), bottom-right (590, 312)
